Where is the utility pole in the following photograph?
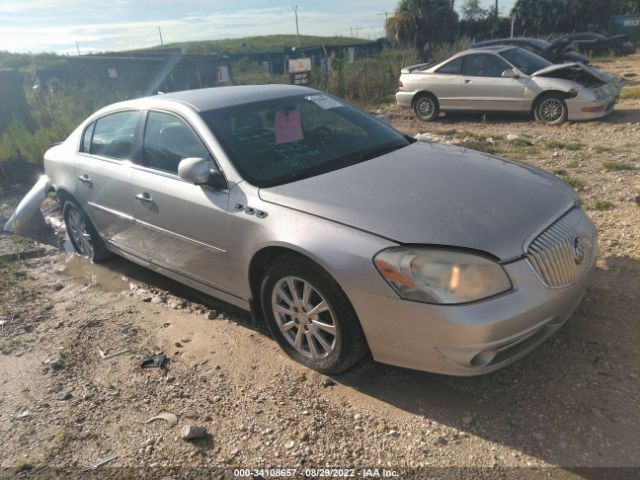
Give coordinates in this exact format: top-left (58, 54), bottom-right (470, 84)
top-left (75, 41), bottom-right (81, 55)
top-left (495, 0), bottom-right (499, 18)
top-left (157, 26), bottom-right (164, 46)
top-left (355, 26), bottom-right (359, 38)
top-left (292, 5), bottom-right (300, 47)
top-left (378, 11), bottom-right (390, 38)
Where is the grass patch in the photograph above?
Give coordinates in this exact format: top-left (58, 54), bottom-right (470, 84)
top-left (591, 200), bottom-right (614, 211)
top-left (545, 141), bottom-right (586, 151)
top-left (620, 86), bottom-right (640, 100)
top-left (508, 137), bottom-right (534, 148)
top-left (437, 129), bottom-right (458, 136)
top-left (603, 160), bottom-right (636, 171)
top-left (552, 168), bottom-right (568, 176)
top-left (593, 145), bottom-right (616, 154)
top-left (0, 338), bottom-right (28, 355)
top-left (562, 176), bottom-right (585, 190)
top-left (455, 139), bottom-right (500, 155)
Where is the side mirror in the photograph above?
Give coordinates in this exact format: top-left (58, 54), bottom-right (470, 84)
top-left (501, 68), bottom-right (520, 79)
top-left (178, 157), bottom-right (226, 189)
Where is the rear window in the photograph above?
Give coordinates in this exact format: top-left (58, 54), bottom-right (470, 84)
top-left (436, 57), bottom-right (463, 75)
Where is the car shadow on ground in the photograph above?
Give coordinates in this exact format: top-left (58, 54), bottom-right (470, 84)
top-left (335, 255), bottom-right (640, 473)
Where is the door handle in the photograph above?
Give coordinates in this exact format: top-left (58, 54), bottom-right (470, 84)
top-left (464, 79), bottom-right (472, 84)
top-left (135, 192), bottom-right (154, 204)
top-left (77, 174), bottom-right (92, 186)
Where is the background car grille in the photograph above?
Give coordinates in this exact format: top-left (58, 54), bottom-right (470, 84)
top-left (526, 208), bottom-right (597, 288)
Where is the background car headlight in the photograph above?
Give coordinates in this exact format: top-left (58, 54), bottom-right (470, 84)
top-left (374, 247), bottom-right (512, 305)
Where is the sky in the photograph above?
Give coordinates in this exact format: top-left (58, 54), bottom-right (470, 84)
top-left (0, 0), bottom-right (517, 54)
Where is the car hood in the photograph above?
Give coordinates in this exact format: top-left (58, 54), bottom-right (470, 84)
top-left (259, 142), bottom-right (576, 260)
top-left (533, 62), bottom-right (610, 81)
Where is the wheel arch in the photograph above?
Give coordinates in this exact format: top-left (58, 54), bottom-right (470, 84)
top-left (247, 244), bottom-right (356, 325)
top-left (531, 89), bottom-right (576, 115)
top-left (411, 90), bottom-right (439, 108)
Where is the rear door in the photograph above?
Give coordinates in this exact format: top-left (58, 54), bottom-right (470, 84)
top-left (458, 53), bottom-right (528, 112)
top-left (73, 110), bottom-right (143, 256)
top-left (130, 110), bottom-right (233, 293)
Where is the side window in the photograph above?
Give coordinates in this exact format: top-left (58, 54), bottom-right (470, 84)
top-left (90, 111), bottom-right (140, 160)
top-left (463, 54), bottom-right (511, 78)
top-left (81, 122), bottom-right (95, 153)
top-left (436, 57), bottom-right (463, 75)
top-left (143, 111), bottom-right (210, 174)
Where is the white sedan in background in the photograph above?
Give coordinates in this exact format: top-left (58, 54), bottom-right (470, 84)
top-left (397, 46), bottom-right (621, 125)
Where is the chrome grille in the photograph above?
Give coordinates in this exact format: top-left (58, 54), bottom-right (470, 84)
top-left (527, 209), bottom-right (597, 288)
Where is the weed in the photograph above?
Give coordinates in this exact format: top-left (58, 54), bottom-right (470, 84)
top-left (620, 86), bottom-right (640, 100)
top-left (591, 200), bottom-right (614, 211)
top-left (603, 160), bottom-right (636, 171)
top-left (593, 145), bottom-right (616, 154)
top-left (508, 137), bottom-right (534, 148)
top-left (552, 168), bottom-right (568, 176)
top-left (545, 141), bottom-right (585, 151)
top-left (563, 176), bottom-right (585, 190)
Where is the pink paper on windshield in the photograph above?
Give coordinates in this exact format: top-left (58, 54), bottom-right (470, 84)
top-left (275, 108), bottom-right (303, 144)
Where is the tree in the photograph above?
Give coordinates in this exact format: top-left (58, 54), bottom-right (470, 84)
top-left (462, 0), bottom-right (488, 21)
top-left (386, 0), bottom-right (459, 57)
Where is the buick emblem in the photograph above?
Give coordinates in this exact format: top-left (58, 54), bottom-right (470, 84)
top-left (573, 237), bottom-right (585, 265)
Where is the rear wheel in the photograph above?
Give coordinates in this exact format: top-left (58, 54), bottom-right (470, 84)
top-left (260, 255), bottom-right (368, 374)
top-left (63, 200), bottom-right (110, 262)
top-left (413, 93), bottom-right (440, 122)
top-left (535, 94), bottom-right (568, 125)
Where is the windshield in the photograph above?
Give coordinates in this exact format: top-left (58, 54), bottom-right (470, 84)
top-left (500, 48), bottom-right (553, 75)
top-left (202, 94), bottom-right (411, 187)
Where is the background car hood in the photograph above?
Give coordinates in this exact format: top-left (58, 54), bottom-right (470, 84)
top-left (259, 142), bottom-right (576, 260)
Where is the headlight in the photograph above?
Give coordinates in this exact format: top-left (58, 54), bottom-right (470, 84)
top-left (374, 247), bottom-right (512, 305)
top-left (593, 88), bottom-right (604, 100)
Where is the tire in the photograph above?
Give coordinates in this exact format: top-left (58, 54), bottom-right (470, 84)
top-left (534, 94), bottom-right (568, 125)
top-left (63, 200), bottom-right (110, 262)
top-left (259, 255), bottom-right (368, 374)
top-left (413, 93), bottom-right (440, 122)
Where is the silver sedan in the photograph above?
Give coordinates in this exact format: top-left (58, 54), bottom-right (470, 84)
top-left (44, 85), bottom-right (597, 375)
top-left (397, 46), bottom-right (621, 124)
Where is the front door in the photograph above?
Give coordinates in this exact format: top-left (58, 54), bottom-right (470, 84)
top-left (457, 53), bottom-right (527, 112)
top-left (131, 110), bottom-right (233, 293)
top-left (73, 110), bottom-right (143, 256)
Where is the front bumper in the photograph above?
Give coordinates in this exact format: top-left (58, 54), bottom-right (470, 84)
top-left (347, 255), bottom-right (596, 376)
top-left (567, 96), bottom-right (616, 121)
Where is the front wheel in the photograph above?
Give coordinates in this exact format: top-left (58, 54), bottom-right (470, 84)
top-left (63, 200), bottom-right (110, 262)
top-left (535, 94), bottom-right (568, 125)
top-left (260, 255), bottom-right (368, 374)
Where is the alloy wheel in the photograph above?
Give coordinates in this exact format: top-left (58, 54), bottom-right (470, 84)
top-left (416, 97), bottom-right (435, 118)
top-left (539, 98), bottom-right (564, 123)
top-left (271, 276), bottom-right (338, 360)
top-left (67, 207), bottom-right (94, 258)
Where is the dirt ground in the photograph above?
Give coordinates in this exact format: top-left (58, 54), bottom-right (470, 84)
top-left (0, 55), bottom-right (639, 479)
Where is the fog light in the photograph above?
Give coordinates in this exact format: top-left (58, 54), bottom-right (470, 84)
top-left (470, 349), bottom-right (497, 368)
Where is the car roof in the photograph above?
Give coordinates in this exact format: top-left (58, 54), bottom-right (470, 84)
top-left (475, 37), bottom-right (550, 48)
top-left (455, 45), bottom-right (515, 56)
top-left (144, 84), bottom-right (319, 112)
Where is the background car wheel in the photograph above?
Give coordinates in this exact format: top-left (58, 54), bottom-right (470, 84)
top-left (413, 93), bottom-right (440, 122)
top-left (260, 255), bottom-right (368, 374)
top-left (63, 200), bottom-right (110, 262)
top-left (535, 94), bottom-right (568, 125)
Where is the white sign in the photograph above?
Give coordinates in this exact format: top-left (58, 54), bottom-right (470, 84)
top-left (288, 57), bottom-right (312, 73)
top-left (107, 68), bottom-right (118, 79)
top-left (217, 66), bottom-right (230, 83)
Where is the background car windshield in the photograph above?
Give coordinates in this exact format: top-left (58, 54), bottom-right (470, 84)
top-left (202, 95), bottom-right (410, 187)
top-left (501, 48), bottom-right (552, 75)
